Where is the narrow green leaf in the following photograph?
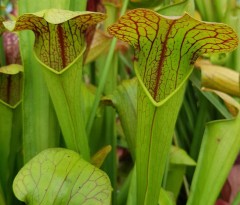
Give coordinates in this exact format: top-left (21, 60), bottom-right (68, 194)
top-left (190, 70), bottom-right (232, 119)
top-left (195, 0), bottom-right (228, 22)
top-left (127, 166), bottom-right (176, 205)
top-left (202, 88), bottom-right (240, 116)
top-left (126, 166), bottom-right (137, 205)
top-left (96, 5), bottom-right (119, 204)
top-left (0, 66), bottom-right (22, 204)
top-left (106, 78), bottom-right (137, 159)
top-left (137, 83), bottom-right (187, 205)
top-left (7, 104), bottom-right (22, 205)
top-left (108, 8), bottom-right (238, 205)
top-left (0, 103), bottom-right (13, 200)
top-left (81, 83), bottom-right (95, 124)
top-left (0, 184), bottom-right (6, 205)
top-left (166, 164), bottom-right (186, 200)
top-left (0, 65), bottom-right (23, 193)
top-left (86, 0), bottom-right (129, 135)
top-left (187, 116), bottom-right (240, 205)
top-left (166, 146), bottom-right (196, 200)
top-left (194, 0), bottom-right (214, 21)
top-left (0, 12), bottom-right (22, 205)
top-left (84, 2), bottom-right (130, 203)
top-left (13, 148), bottom-right (112, 205)
top-left (117, 169), bottom-right (133, 205)
top-left (85, 30), bottom-right (111, 64)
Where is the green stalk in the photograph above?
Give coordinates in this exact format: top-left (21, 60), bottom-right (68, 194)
top-left (189, 95), bottom-right (209, 160)
top-left (182, 96), bottom-right (195, 132)
top-left (98, 3), bottom-right (119, 204)
top-left (0, 184), bottom-right (6, 205)
top-left (86, 0), bottom-right (129, 135)
top-left (7, 104), bottom-right (22, 205)
top-left (136, 82), bottom-right (187, 204)
top-left (162, 155), bottom-right (170, 189)
top-left (187, 115), bottom-right (240, 205)
top-left (0, 103), bottom-right (13, 202)
top-left (86, 37), bottom-right (116, 135)
top-left (18, 0), bottom-right (69, 163)
top-left (86, 2), bottom-right (128, 201)
top-left (187, 94), bottom-right (210, 180)
top-left (19, 46), bottom-right (59, 162)
top-left (40, 56), bottom-right (90, 159)
top-left (212, 0), bottom-right (227, 21)
top-left (195, 0), bottom-right (215, 21)
top-left (0, 65), bottom-right (23, 204)
top-left (117, 169), bottom-right (133, 205)
top-left (176, 115), bottom-right (190, 149)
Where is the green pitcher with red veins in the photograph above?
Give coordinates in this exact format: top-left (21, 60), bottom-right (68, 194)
top-left (4, 9), bottom-right (107, 161)
top-left (108, 8), bottom-right (238, 205)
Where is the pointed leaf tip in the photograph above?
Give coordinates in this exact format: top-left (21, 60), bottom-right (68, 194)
top-left (91, 145), bottom-right (112, 168)
top-left (108, 9), bottom-right (239, 104)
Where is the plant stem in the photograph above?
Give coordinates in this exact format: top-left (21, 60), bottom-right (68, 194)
top-left (190, 70), bottom-right (232, 119)
top-left (136, 83), bottom-right (187, 205)
top-left (183, 176), bottom-right (190, 197)
top-left (162, 155), bottom-right (170, 189)
top-left (86, 0), bottom-right (129, 135)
